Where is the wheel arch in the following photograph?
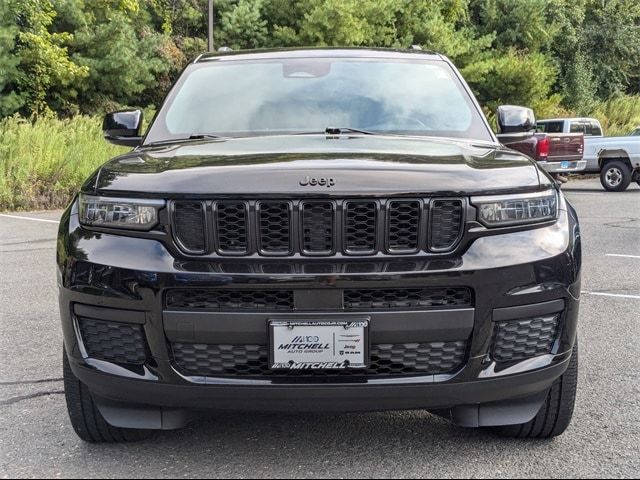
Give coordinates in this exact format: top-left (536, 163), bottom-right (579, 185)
top-left (598, 150), bottom-right (632, 170)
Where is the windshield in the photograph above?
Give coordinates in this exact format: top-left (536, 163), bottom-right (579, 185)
top-left (145, 57), bottom-right (493, 144)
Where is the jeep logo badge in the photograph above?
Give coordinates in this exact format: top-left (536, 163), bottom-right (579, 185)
top-left (299, 176), bottom-right (335, 188)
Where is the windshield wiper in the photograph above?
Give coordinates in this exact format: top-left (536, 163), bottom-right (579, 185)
top-left (291, 127), bottom-right (381, 136)
top-left (145, 134), bottom-right (226, 147)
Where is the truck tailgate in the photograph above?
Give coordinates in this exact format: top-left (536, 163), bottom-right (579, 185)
top-left (547, 133), bottom-right (584, 162)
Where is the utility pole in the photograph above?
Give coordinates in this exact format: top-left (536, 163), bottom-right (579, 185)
top-left (208, 0), bottom-right (214, 52)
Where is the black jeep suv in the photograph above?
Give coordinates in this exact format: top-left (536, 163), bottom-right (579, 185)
top-left (58, 48), bottom-right (580, 443)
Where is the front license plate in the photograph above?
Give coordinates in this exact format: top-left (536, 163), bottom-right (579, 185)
top-left (269, 320), bottom-right (369, 370)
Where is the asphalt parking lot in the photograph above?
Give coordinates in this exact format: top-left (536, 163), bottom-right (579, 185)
top-left (1, 177), bottom-right (639, 478)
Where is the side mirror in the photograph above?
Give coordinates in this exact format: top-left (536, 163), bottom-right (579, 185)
top-left (496, 105), bottom-right (536, 134)
top-left (103, 110), bottom-right (143, 147)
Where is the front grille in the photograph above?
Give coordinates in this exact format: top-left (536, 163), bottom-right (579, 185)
top-left (77, 317), bottom-right (147, 365)
top-left (215, 202), bottom-right (249, 253)
top-left (165, 287), bottom-right (472, 311)
top-left (302, 201), bottom-right (334, 254)
top-left (171, 198), bottom-right (464, 257)
top-left (258, 202), bottom-right (291, 254)
top-left (493, 314), bottom-right (560, 362)
top-left (430, 199), bottom-right (464, 251)
top-left (344, 287), bottom-right (472, 310)
top-left (344, 201), bottom-right (377, 253)
top-left (165, 289), bottom-right (294, 311)
top-left (173, 202), bottom-right (206, 253)
top-left (171, 341), bottom-right (467, 378)
top-left (387, 200), bottom-right (421, 252)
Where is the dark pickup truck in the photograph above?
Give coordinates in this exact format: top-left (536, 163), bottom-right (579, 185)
top-left (497, 106), bottom-right (585, 175)
top-left (58, 48), bottom-right (580, 443)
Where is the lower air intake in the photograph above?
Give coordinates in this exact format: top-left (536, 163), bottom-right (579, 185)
top-left (171, 341), bottom-right (467, 378)
top-left (493, 314), bottom-right (560, 362)
top-left (77, 317), bottom-right (147, 365)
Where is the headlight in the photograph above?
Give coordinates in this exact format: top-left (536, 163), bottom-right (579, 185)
top-left (471, 190), bottom-right (558, 227)
top-left (79, 194), bottom-right (164, 230)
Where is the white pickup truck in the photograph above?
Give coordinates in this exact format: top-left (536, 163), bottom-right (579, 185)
top-left (537, 117), bottom-right (640, 191)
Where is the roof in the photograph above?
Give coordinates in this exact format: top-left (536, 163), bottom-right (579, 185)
top-left (538, 117), bottom-right (601, 123)
top-left (194, 47), bottom-right (443, 63)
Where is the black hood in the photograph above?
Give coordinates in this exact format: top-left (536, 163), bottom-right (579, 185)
top-left (88, 135), bottom-right (546, 197)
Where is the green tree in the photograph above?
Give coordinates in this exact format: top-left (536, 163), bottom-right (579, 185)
top-left (470, 0), bottom-right (556, 53)
top-left (0, 3), bottom-right (23, 116)
top-left (52, 1), bottom-right (176, 113)
top-left (10, 0), bottom-right (88, 117)
top-left (581, 0), bottom-right (640, 99)
top-left (463, 50), bottom-right (561, 117)
top-left (219, 0), bottom-right (268, 49)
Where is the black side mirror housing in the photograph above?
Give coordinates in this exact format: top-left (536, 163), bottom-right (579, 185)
top-left (103, 110), bottom-right (143, 147)
top-left (496, 105), bottom-right (536, 134)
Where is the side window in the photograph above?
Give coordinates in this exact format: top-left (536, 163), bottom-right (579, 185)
top-left (570, 122), bottom-right (584, 134)
top-left (541, 121), bottom-right (563, 133)
top-left (591, 122), bottom-right (603, 136)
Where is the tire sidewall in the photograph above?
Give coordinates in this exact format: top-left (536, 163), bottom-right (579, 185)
top-left (600, 161), bottom-right (632, 191)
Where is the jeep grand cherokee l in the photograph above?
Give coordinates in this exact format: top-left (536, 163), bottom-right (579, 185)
top-left (58, 48), bottom-right (580, 443)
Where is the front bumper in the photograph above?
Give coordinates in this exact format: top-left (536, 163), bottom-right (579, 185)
top-left (57, 198), bottom-right (581, 428)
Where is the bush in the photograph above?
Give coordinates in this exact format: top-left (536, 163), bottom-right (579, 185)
top-left (0, 115), bottom-right (126, 211)
top-left (591, 95), bottom-right (640, 136)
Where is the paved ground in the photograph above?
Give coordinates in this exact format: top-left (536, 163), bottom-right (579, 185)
top-left (1, 177), bottom-right (639, 478)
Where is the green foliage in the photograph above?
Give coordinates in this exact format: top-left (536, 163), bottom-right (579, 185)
top-left (219, 0), bottom-right (268, 49)
top-left (462, 50), bottom-right (561, 117)
top-left (592, 95), bottom-right (640, 136)
top-left (0, 3), bottom-right (23, 116)
top-left (0, 115), bottom-right (126, 211)
top-left (71, 11), bottom-right (170, 112)
top-left (581, 0), bottom-right (640, 99)
top-left (10, 0), bottom-right (88, 117)
top-left (470, 0), bottom-right (555, 52)
top-left (3, 0), bottom-right (640, 120)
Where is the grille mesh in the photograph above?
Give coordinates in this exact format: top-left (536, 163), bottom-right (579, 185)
top-left (171, 341), bottom-right (467, 378)
top-left (216, 202), bottom-right (248, 253)
top-left (172, 198), bottom-right (465, 256)
top-left (173, 202), bottom-right (206, 252)
top-left (78, 317), bottom-right (146, 365)
top-left (166, 289), bottom-right (294, 311)
top-left (165, 287), bottom-right (472, 311)
top-left (302, 202), bottom-right (334, 253)
top-left (344, 287), bottom-right (472, 310)
top-left (430, 200), bottom-right (464, 251)
top-left (344, 201), bottom-right (377, 253)
top-left (388, 200), bottom-right (421, 252)
top-left (493, 315), bottom-right (560, 362)
top-left (258, 202), bottom-right (291, 253)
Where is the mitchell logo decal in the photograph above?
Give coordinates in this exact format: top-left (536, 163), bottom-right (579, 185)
top-left (299, 176), bottom-right (335, 188)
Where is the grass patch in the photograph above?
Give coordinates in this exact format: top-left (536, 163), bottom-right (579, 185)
top-left (0, 115), bottom-right (127, 211)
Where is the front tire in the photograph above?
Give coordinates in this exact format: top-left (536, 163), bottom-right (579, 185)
top-left (600, 160), bottom-right (632, 191)
top-left (492, 341), bottom-right (578, 439)
top-left (63, 347), bottom-right (153, 443)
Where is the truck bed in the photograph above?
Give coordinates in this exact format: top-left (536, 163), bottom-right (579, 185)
top-left (498, 132), bottom-right (584, 172)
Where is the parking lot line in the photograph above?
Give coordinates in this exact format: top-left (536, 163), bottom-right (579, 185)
top-left (606, 253), bottom-right (640, 259)
top-left (0, 213), bottom-right (59, 224)
top-left (583, 291), bottom-right (640, 300)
